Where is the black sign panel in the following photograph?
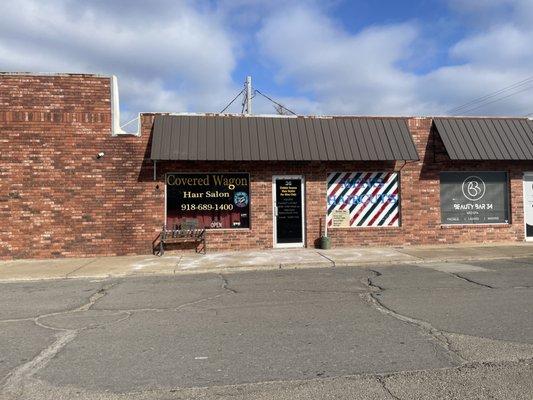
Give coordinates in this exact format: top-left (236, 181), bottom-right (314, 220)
top-left (166, 173), bottom-right (250, 229)
top-left (440, 172), bottom-right (509, 225)
top-left (275, 178), bottom-right (303, 244)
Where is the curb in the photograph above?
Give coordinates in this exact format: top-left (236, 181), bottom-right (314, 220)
top-left (0, 253), bottom-right (531, 283)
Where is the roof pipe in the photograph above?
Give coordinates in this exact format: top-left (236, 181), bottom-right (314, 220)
top-left (245, 76), bottom-right (252, 115)
top-left (111, 75), bottom-right (137, 136)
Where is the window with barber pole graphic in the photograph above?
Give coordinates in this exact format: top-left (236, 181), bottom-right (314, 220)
top-left (327, 172), bottom-right (400, 228)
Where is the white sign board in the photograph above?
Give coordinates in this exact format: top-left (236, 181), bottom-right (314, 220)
top-left (523, 173), bottom-right (533, 240)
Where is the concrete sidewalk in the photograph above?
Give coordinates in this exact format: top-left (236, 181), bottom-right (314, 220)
top-left (0, 243), bottom-right (532, 282)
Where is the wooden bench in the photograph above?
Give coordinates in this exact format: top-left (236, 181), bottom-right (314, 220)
top-left (153, 221), bottom-right (206, 256)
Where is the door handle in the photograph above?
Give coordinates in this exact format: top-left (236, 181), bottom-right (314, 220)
top-left (274, 205), bottom-right (278, 216)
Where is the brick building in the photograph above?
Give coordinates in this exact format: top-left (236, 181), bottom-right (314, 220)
top-left (1, 73), bottom-right (533, 260)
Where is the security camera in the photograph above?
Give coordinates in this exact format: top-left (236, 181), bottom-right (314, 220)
top-left (96, 152), bottom-right (105, 159)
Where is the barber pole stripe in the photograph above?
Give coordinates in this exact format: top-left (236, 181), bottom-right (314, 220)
top-left (354, 176), bottom-right (396, 226)
top-left (351, 173), bottom-right (393, 226)
top-left (327, 172), bottom-right (371, 226)
top-left (327, 172), bottom-right (400, 227)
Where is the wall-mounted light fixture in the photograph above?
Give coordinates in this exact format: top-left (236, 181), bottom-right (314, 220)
top-left (96, 152), bottom-right (105, 159)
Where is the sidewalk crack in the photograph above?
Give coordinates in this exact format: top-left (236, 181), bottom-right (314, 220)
top-left (65, 257), bottom-right (100, 278)
top-left (173, 255), bottom-right (183, 275)
top-left (283, 288), bottom-right (362, 294)
top-left (316, 251), bottom-right (336, 267)
top-left (0, 280), bottom-right (121, 396)
top-left (361, 270), bottom-right (467, 364)
top-left (376, 375), bottom-right (402, 400)
top-left (366, 269), bottom-right (384, 291)
top-left (95, 295), bottom-right (225, 314)
top-left (219, 273), bottom-right (237, 294)
top-left (0, 278), bottom-right (126, 397)
top-left (392, 248), bottom-right (423, 260)
top-left (1, 329), bottom-right (77, 396)
top-left (450, 273), bottom-right (494, 289)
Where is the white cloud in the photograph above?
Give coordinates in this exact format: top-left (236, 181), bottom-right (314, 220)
top-left (256, 1), bottom-right (533, 116)
top-left (257, 6), bottom-right (419, 115)
top-left (2, 0), bottom-right (533, 119)
top-left (421, 0), bottom-right (533, 115)
top-left (451, 26), bottom-right (532, 67)
top-left (0, 0), bottom-right (240, 127)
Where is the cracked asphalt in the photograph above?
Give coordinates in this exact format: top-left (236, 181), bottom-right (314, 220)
top-left (0, 258), bottom-right (532, 399)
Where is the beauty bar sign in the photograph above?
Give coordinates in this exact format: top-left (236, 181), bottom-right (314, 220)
top-left (439, 171), bottom-right (509, 225)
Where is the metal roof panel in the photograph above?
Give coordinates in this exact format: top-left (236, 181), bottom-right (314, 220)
top-left (433, 117), bottom-right (533, 160)
top-left (151, 115), bottom-right (419, 161)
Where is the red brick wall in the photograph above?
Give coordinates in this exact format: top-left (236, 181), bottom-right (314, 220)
top-left (0, 74), bottom-right (162, 259)
top-left (1, 74), bottom-right (532, 260)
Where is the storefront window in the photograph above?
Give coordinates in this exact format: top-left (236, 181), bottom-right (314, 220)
top-left (439, 171), bottom-right (509, 224)
top-left (326, 172), bottom-right (400, 227)
top-left (166, 173), bottom-right (250, 229)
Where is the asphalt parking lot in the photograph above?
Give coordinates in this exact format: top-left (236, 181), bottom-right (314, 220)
top-left (1, 258), bottom-right (532, 399)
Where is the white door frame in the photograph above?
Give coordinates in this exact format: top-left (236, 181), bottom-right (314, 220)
top-left (523, 172), bottom-right (533, 242)
top-left (272, 175), bottom-right (305, 248)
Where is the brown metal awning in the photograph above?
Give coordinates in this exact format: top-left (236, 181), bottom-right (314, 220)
top-left (433, 117), bottom-right (533, 160)
top-left (150, 115), bottom-right (419, 161)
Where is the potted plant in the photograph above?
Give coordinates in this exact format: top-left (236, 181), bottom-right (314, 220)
top-left (319, 217), bottom-right (331, 249)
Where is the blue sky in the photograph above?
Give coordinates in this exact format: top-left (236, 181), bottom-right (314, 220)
top-left (1, 0), bottom-right (533, 130)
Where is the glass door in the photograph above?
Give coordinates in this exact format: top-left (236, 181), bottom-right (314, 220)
top-left (273, 176), bottom-right (305, 247)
